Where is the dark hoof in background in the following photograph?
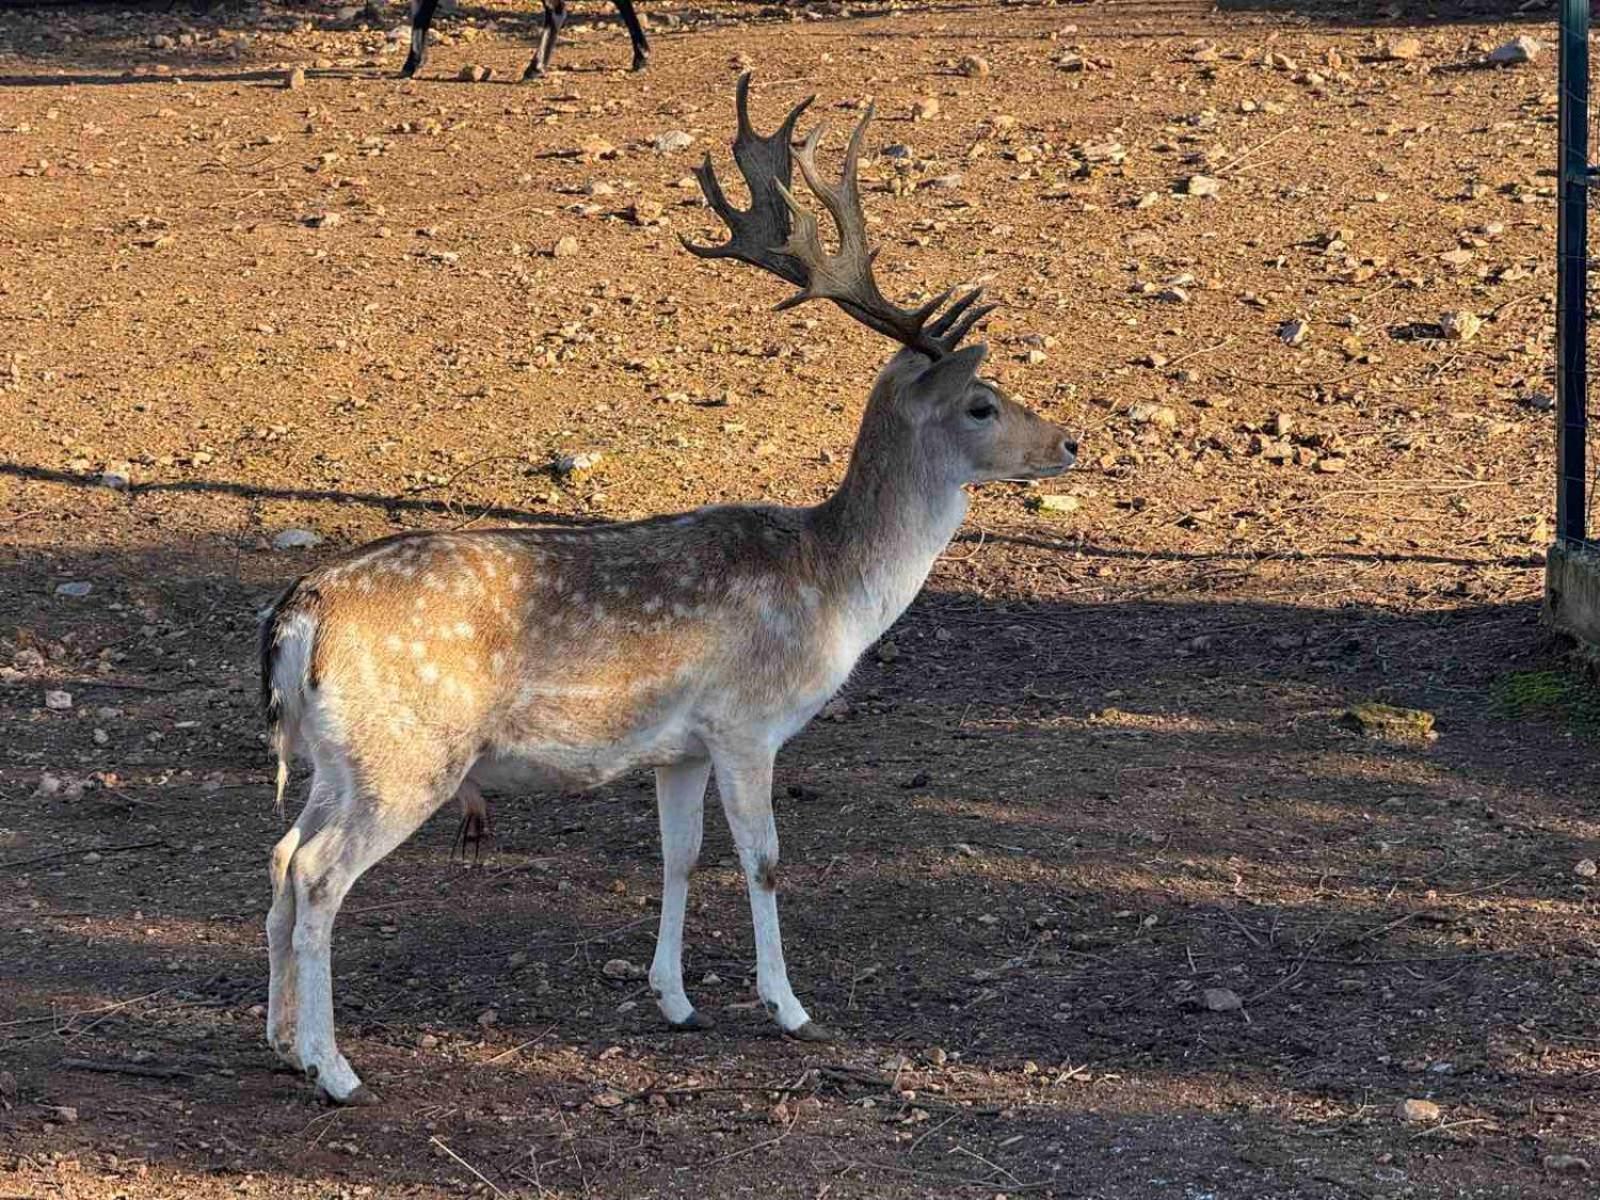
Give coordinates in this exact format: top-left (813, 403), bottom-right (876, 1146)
top-left (630, 55), bottom-right (648, 72)
top-left (668, 1010), bottom-right (715, 1032)
top-left (784, 1020), bottom-right (838, 1044)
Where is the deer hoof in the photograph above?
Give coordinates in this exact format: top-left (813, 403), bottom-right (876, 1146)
top-left (784, 1020), bottom-right (838, 1044)
top-left (331, 1084), bottom-right (382, 1107)
top-left (668, 1009), bottom-right (715, 1032)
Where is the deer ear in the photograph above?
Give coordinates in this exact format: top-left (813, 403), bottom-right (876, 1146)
top-left (913, 343), bottom-right (988, 399)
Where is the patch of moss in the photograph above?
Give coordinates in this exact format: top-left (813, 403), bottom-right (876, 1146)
top-left (1339, 702), bottom-right (1436, 741)
top-left (1494, 669), bottom-right (1600, 736)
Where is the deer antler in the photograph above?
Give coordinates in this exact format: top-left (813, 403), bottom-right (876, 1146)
top-left (682, 72), bottom-right (994, 360)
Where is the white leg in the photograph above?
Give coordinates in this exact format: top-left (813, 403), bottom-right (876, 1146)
top-left (650, 758), bottom-right (712, 1029)
top-left (286, 769), bottom-right (459, 1104)
top-left (711, 749), bottom-right (834, 1041)
top-left (266, 769), bottom-right (336, 1070)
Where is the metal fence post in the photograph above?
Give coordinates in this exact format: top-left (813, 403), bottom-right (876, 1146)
top-left (1558, 0), bottom-right (1590, 545)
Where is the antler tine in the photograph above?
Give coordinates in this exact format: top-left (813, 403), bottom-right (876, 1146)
top-left (926, 287), bottom-right (997, 350)
top-left (679, 71), bottom-right (815, 290)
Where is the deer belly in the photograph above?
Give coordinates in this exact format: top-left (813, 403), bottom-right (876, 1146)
top-left (471, 717), bottom-right (706, 793)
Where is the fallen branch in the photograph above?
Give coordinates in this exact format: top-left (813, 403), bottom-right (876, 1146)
top-left (57, 1058), bottom-right (195, 1080)
top-left (0, 840), bottom-right (166, 872)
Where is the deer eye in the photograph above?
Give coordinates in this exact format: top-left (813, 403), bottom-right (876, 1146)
top-left (967, 400), bottom-right (998, 421)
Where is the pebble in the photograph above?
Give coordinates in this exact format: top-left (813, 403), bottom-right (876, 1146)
top-left (99, 463), bottom-right (133, 489)
top-left (305, 211), bottom-right (342, 229)
top-left (1383, 35), bottom-right (1423, 61)
top-left (912, 96), bottom-right (940, 121)
top-left (457, 64), bottom-right (492, 82)
top-left (628, 199), bottom-right (665, 226)
top-left (1184, 174), bottom-right (1221, 198)
top-left (1395, 1097), bottom-right (1440, 1123)
top-left (1576, 859), bottom-right (1597, 879)
top-left (1440, 310), bottom-right (1483, 342)
top-left (602, 957), bottom-right (643, 979)
top-left (1279, 318), bottom-right (1310, 346)
top-left (552, 235), bottom-right (581, 258)
top-left (272, 528), bottom-right (323, 550)
top-left (1036, 494), bottom-right (1080, 515)
top-left (419, 1033), bottom-right (440, 1049)
top-left (55, 581), bottom-right (93, 598)
top-left (83, 851), bottom-right (102, 864)
top-left (1129, 401), bottom-right (1177, 429)
top-left (44, 690), bottom-right (73, 711)
top-left (1544, 1155), bottom-right (1591, 1174)
top-left (284, 66), bottom-right (306, 90)
top-left (1487, 35), bottom-right (1541, 66)
top-left (555, 450), bottom-right (603, 475)
top-left (957, 55), bottom-right (990, 78)
top-left (1023, 348), bottom-right (1047, 365)
top-left (652, 130), bottom-right (694, 153)
top-left (1201, 987), bottom-right (1242, 1012)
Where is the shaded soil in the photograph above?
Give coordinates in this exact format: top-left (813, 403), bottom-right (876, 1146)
top-left (1, 0), bottom-right (1594, 1197)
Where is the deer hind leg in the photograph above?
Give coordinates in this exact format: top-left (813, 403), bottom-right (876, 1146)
top-left (266, 759), bottom-right (340, 1071)
top-left (650, 758), bottom-right (712, 1029)
top-left (524, 0), bottom-right (566, 79)
top-left (284, 752), bottom-right (465, 1104)
top-left (711, 748), bottom-right (835, 1042)
top-left (401, 0), bottom-right (441, 78)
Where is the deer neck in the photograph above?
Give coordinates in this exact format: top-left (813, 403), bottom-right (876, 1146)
top-left (808, 402), bottom-right (968, 635)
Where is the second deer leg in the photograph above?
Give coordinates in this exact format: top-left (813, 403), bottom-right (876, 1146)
top-left (524, 0), bottom-right (566, 79)
top-left (401, 0), bottom-right (440, 78)
top-left (287, 767), bottom-right (461, 1103)
top-left (650, 758), bottom-right (712, 1029)
top-left (611, 0), bottom-right (649, 71)
top-left (712, 749), bottom-right (835, 1041)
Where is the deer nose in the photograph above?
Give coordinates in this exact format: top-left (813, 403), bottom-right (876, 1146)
top-left (1059, 434), bottom-right (1079, 465)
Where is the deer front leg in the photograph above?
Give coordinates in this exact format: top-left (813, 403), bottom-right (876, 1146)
top-left (523, 0), bottom-right (565, 79)
top-left (650, 759), bottom-right (713, 1030)
top-left (711, 748), bottom-right (835, 1042)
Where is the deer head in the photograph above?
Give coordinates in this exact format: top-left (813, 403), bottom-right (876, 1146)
top-left (684, 73), bottom-right (1077, 492)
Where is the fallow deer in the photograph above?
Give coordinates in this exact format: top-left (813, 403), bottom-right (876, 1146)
top-left (260, 72), bottom-right (1077, 1105)
top-left (400, 0), bottom-right (648, 80)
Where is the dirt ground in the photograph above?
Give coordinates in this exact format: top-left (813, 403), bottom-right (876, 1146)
top-left (1, 0), bottom-right (1596, 1195)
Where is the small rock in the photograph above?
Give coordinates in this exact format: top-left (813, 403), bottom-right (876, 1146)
top-left (593, 1089), bottom-right (625, 1109)
top-left (1576, 859), bottom-right (1598, 879)
top-left (957, 54), bottom-right (990, 78)
top-left (305, 211), bottom-right (342, 229)
top-left (1279, 318), bottom-right (1310, 347)
top-left (876, 640), bottom-right (900, 664)
top-left (284, 66), bottom-right (306, 90)
top-left (458, 64), bottom-right (492, 82)
top-left (0, 1070), bottom-right (17, 1107)
top-left (555, 450), bottom-right (603, 475)
top-left (1268, 412), bottom-right (1293, 437)
top-left (628, 199), bottom-right (665, 226)
top-left (1487, 35), bottom-right (1541, 66)
top-left (602, 957), bottom-right (643, 980)
top-left (701, 972), bottom-right (722, 985)
top-left (881, 143), bottom-right (914, 161)
top-left (1440, 310), bottom-right (1483, 342)
top-left (652, 130), bottom-right (694, 153)
top-left (83, 851), bottom-right (102, 864)
top-left (1129, 401), bottom-right (1177, 430)
top-left (44, 690), bottom-right (73, 711)
top-left (769, 1100), bottom-right (792, 1125)
top-left (272, 528), bottom-right (323, 551)
top-left (1439, 248), bottom-right (1473, 267)
top-left (1544, 1154), bottom-right (1591, 1174)
top-left (1184, 174), bottom-right (1221, 198)
top-left (47, 1105), bottom-right (78, 1124)
top-left (100, 463), bottom-right (133, 489)
top-left (418, 1033), bottom-right (440, 1049)
top-left (1395, 1097), bottom-right (1440, 1124)
top-left (551, 235), bottom-right (581, 258)
top-left (912, 96), bottom-right (940, 121)
top-left (1201, 987), bottom-right (1242, 1012)
top-left (1383, 35), bottom-right (1424, 61)
top-left (1023, 348), bottom-right (1047, 365)
top-left (55, 581), bottom-right (93, 598)
top-left (1315, 456), bottom-right (1347, 474)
